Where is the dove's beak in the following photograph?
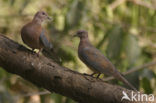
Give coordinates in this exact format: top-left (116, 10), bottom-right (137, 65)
top-left (47, 16), bottom-right (52, 21)
top-left (73, 34), bottom-right (78, 37)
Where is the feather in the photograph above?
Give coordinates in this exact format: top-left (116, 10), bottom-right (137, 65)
top-left (39, 30), bottom-right (53, 50)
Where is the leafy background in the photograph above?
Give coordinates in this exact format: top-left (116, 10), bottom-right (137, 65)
top-left (0, 0), bottom-right (156, 103)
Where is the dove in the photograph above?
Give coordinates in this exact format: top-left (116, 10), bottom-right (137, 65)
top-left (21, 11), bottom-right (53, 55)
top-left (74, 30), bottom-right (137, 91)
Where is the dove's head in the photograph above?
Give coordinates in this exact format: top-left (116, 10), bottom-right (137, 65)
top-left (33, 11), bottom-right (52, 24)
top-left (74, 30), bottom-right (88, 39)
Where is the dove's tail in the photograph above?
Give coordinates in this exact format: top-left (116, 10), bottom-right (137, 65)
top-left (114, 72), bottom-right (137, 91)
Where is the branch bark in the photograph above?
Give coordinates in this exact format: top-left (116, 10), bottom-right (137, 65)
top-left (0, 34), bottom-right (152, 103)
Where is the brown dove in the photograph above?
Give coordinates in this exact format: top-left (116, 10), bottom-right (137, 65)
top-left (21, 11), bottom-right (53, 55)
top-left (74, 30), bottom-right (137, 91)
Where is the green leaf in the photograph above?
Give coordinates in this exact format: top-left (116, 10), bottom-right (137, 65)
top-left (124, 34), bottom-right (141, 65)
top-left (106, 25), bottom-right (123, 61)
top-left (141, 69), bottom-right (156, 80)
top-left (66, 0), bottom-right (85, 28)
top-left (141, 77), bottom-right (153, 94)
top-left (10, 0), bottom-right (16, 6)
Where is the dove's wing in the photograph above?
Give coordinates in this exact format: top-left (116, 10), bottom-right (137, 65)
top-left (79, 46), bottom-right (116, 75)
top-left (39, 30), bottom-right (53, 50)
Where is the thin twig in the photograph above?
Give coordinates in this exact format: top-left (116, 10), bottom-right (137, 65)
top-left (109, 0), bottom-right (126, 10)
top-left (128, 0), bottom-right (156, 10)
top-left (104, 61), bottom-right (156, 81)
top-left (109, 0), bottom-right (156, 11)
top-left (16, 91), bottom-right (51, 98)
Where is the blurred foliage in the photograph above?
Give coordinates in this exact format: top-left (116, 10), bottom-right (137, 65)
top-left (0, 0), bottom-right (156, 103)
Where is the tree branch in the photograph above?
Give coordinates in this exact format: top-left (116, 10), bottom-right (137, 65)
top-left (109, 0), bottom-right (126, 11)
top-left (0, 34), bottom-right (150, 103)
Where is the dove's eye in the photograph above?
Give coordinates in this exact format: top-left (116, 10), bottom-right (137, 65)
top-left (42, 12), bottom-right (45, 15)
